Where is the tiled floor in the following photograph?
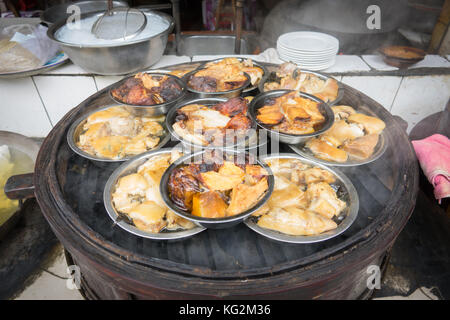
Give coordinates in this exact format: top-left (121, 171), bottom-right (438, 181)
top-left (14, 244), bottom-right (84, 300)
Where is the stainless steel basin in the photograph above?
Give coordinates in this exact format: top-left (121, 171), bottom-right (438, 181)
top-left (169, 34), bottom-right (260, 56)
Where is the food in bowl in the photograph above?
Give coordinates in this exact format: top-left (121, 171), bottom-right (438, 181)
top-left (204, 58), bottom-right (265, 87)
top-left (167, 150), bottom-right (270, 218)
top-left (263, 62), bottom-right (339, 103)
top-left (111, 73), bottom-right (183, 105)
top-left (76, 106), bottom-right (166, 159)
top-left (172, 97), bottom-right (253, 147)
top-left (112, 150), bottom-right (195, 233)
top-left (187, 62), bottom-right (250, 93)
top-left (252, 158), bottom-right (346, 236)
top-left (305, 105), bottom-right (386, 163)
top-left (256, 91), bottom-right (326, 135)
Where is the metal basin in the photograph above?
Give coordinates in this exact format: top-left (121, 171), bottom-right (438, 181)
top-left (47, 10), bottom-right (174, 75)
top-left (177, 35), bottom-right (249, 55)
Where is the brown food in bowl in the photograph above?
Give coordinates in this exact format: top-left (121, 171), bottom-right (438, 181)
top-left (172, 97), bottom-right (253, 147)
top-left (168, 151), bottom-right (269, 218)
top-left (256, 91), bottom-right (326, 135)
top-left (111, 73), bottom-right (183, 105)
top-left (380, 46), bottom-right (425, 60)
top-left (204, 57), bottom-right (264, 87)
top-left (187, 60), bottom-right (250, 92)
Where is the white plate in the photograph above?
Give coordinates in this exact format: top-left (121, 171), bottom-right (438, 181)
top-left (278, 51), bottom-right (336, 62)
top-left (277, 45), bottom-right (338, 57)
top-left (278, 31), bottom-right (339, 52)
top-left (277, 43), bottom-right (338, 55)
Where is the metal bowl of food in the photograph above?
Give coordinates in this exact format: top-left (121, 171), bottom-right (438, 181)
top-left (183, 68), bottom-right (251, 99)
top-left (41, 0), bottom-right (128, 25)
top-left (67, 104), bottom-right (171, 165)
top-left (47, 10), bottom-right (174, 75)
top-left (244, 153), bottom-right (359, 244)
top-left (289, 104), bottom-right (388, 167)
top-left (200, 57), bottom-right (268, 93)
top-left (103, 148), bottom-right (206, 240)
top-left (160, 149), bottom-right (274, 229)
top-left (258, 65), bottom-right (344, 106)
top-left (166, 97), bottom-right (256, 151)
top-left (109, 72), bottom-right (187, 116)
top-left (248, 89), bottom-right (335, 145)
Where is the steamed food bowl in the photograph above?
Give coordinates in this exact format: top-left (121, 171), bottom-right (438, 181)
top-left (47, 10), bottom-right (174, 75)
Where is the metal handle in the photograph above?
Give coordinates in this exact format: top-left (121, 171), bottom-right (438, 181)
top-left (234, 0), bottom-right (244, 54)
top-left (4, 173), bottom-right (35, 200)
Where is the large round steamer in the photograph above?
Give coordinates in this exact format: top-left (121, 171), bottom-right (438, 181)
top-left (33, 61), bottom-right (418, 299)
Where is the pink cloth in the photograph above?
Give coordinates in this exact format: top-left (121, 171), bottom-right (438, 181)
top-left (412, 134), bottom-right (450, 203)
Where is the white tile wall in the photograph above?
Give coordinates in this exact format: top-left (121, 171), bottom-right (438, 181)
top-left (0, 77), bottom-right (52, 137)
top-left (390, 75), bottom-right (450, 132)
top-left (362, 55), bottom-right (398, 71)
top-left (0, 55), bottom-right (449, 138)
top-left (94, 75), bottom-right (124, 91)
top-left (323, 55), bottom-right (371, 73)
top-left (341, 76), bottom-right (403, 110)
top-left (33, 76), bottom-right (97, 125)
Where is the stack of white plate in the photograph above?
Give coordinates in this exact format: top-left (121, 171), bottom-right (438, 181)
top-left (277, 31), bottom-right (339, 70)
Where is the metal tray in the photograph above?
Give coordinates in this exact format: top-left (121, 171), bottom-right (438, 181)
top-left (103, 148), bottom-right (206, 240)
top-left (67, 104), bottom-right (171, 164)
top-left (244, 153), bottom-right (359, 244)
top-left (288, 105), bottom-right (388, 167)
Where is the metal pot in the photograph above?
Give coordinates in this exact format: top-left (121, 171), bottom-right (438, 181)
top-left (248, 89), bottom-right (335, 145)
top-left (109, 72), bottom-right (187, 116)
top-left (47, 10), bottom-right (174, 75)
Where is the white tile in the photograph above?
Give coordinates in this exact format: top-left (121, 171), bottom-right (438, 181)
top-left (341, 76), bottom-right (402, 110)
top-left (148, 55), bottom-right (191, 69)
top-left (0, 77), bottom-right (52, 137)
top-left (362, 55), bottom-right (398, 71)
top-left (44, 62), bottom-right (90, 75)
top-left (408, 55), bottom-right (450, 69)
top-left (322, 55), bottom-right (371, 73)
top-left (390, 75), bottom-right (450, 132)
top-left (15, 270), bottom-right (84, 300)
top-left (94, 75), bottom-right (124, 91)
top-left (34, 76), bottom-right (97, 125)
top-left (192, 54), bottom-right (259, 62)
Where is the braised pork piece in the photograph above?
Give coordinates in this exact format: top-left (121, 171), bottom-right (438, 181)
top-left (256, 91), bottom-right (326, 135)
top-left (305, 105), bottom-right (386, 163)
top-left (172, 97), bottom-right (253, 147)
top-left (263, 62), bottom-right (339, 103)
top-left (168, 151), bottom-right (269, 218)
top-left (111, 73), bottom-right (183, 105)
